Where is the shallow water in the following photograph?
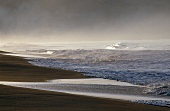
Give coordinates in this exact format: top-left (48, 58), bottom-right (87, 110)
top-left (0, 80), bottom-right (170, 107)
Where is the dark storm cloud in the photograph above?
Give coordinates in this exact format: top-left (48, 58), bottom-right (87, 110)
top-left (0, 0), bottom-right (170, 43)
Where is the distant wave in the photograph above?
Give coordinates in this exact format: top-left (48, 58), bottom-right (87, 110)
top-left (26, 49), bottom-right (53, 54)
top-left (46, 51), bottom-right (53, 54)
top-left (1, 40), bottom-right (170, 52)
top-left (104, 42), bottom-right (159, 50)
top-left (105, 42), bottom-right (130, 50)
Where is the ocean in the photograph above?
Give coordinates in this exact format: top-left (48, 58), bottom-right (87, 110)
top-left (1, 40), bottom-right (170, 96)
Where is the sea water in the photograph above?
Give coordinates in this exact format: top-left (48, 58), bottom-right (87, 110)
top-left (1, 40), bottom-right (170, 96)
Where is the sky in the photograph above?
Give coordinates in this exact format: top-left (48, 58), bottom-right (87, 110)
top-left (0, 0), bottom-right (170, 43)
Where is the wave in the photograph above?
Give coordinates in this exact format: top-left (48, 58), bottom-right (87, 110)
top-left (28, 50), bottom-right (170, 86)
top-left (105, 41), bottom-right (170, 50)
top-left (105, 42), bottom-right (130, 50)
top-left (144, 82), bottom-right (170, 96)
top-left (1, 40), bottom-right (170, 52)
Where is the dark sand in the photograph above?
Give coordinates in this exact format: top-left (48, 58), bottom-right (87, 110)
top-left (0, 51), bottom-right (169, 111)
top-left (0, 52), bottom-right (88, 82)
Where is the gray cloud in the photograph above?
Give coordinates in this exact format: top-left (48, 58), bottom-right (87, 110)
top-left (0, 0), bottom-right (170, 43)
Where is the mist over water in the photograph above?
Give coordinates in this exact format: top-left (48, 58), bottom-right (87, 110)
top-left (1, 40), bottom-right (170, 51)
top-left (0, 0), bottom-right (170, 44)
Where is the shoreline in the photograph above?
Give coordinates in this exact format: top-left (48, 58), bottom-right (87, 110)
top-left (1, 78), bottom-right (170, 107)
top-left (0, 51), bottom-right (170, 110)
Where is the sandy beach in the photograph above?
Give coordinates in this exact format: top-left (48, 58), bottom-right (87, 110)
top-left (0, 51), bottom-right (169, 111)
top-left (1, 0), bottom-right (170, 110)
